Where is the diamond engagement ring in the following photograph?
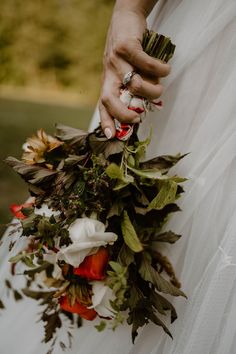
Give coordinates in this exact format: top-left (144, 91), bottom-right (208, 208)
top-left (122, 71), bottom-right (136, 86)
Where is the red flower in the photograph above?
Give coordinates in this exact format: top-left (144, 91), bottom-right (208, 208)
top-left (73, 247), bottom-right (109, 280)
top-left (10, 202), bottom-right (34, 220)
top-left (59, 295), bottom-right (97, 320)
top-left (115, 122), bottom-right (134, 141)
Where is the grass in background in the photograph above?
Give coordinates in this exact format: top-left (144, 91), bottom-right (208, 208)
top-left (0, 97), bottom-right (93, 230)
top-left (0, 0), bottom-right (115, 233)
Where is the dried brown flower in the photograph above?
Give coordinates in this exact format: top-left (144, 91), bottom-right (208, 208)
top-left (22, 129), bottom-right (63, 165)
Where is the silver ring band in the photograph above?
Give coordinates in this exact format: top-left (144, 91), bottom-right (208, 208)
top-left (122, 71), bottom-right (136, 86)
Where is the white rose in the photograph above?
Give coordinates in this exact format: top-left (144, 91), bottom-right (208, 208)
top-left (90, 281), bottom-right (116, 318)
top-left (57, 218), bottom-right (117, 267)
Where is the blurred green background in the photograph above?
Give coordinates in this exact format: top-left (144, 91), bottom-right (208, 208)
top-left (0, 0), bottom-right (115, 229)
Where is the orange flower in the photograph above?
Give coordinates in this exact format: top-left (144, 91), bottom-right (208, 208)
top-left (73, 247), bottom-right (109, 280)
top-left (59, 295), bottom-right (97, 320)
top-left (10, 202), bottom-right (34, 220)
top-left (22, 129), bottom-right (63, 165)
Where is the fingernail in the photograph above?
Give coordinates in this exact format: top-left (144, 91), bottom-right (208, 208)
top-left (104, 127), bottom-right (112, 139)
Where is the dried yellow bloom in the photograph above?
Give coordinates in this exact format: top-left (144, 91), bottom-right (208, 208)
top-left (22, 129), bottom-right (63, 164)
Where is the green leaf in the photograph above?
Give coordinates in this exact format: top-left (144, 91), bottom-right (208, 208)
top-left (128, 286), bottom-right (144, 309)
top-left (151, 231), bottom-right (181, 244)
top-left (95, 320), bottom-right (107, 332)
top-left (24, 262), bottom-right (51, 276)
top-left (148, 180), bottom-right (177, 211)
top-left (139, 254), bottom-right (187, 298)
top-left (109, 261), bottom-right (124, 274)
top-left (147, 309), bottom-right (173, 339)
top-left (117, 244), bottom-right (134, 266)
top-left (113, 180), bottom-right (129, 191)
top-left (121, 211), bottom-right (143, 253)
top-left (106, 163), bottom-right (134, 185)
top-left (22, 256), bottom-right (36, 268)
top-left (9, 253), bottom-right (25, 264)
top-left (42, 311), bottom-right (62, 343)
top-left (127, 307), bottom-right (148, 343)
top-left (151, 292), bottom-right (177, 323)
top-left (140, 153), bottom-right (189, 172)
top-left (106, 163), bottom-right (123, 179)
top-left (132, 129), bottom-right (152, 164)
top-left (22, 288), bottom-right (54, 300)
top-left (127, 165), bottom-right (165, 179)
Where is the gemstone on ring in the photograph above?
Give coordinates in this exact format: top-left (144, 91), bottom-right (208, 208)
top-left (122, 71), bottom-right (136, 86)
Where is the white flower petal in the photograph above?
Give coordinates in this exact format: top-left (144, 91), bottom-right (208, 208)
top-left (90, 281), bottom-right (115, 318)
top-left (129, 96), bottom-right (145, 113)
top-left (68, 218), bottom-right (105, 243)
top-left (35, 204), bottom-right (60, 218)
top-left (57, 244), bottom-right (93, 267)
top-left (59, 218), bottom-right (117, 267)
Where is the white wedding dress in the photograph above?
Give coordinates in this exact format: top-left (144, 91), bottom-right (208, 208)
top-left (0, 1), bottom-right (235, 353)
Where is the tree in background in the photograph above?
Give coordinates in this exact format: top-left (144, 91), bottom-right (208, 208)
top-left (0, 0), bottom-right (114, 103)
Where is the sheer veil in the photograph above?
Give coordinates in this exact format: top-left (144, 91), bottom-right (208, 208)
top-left (0, 1), bottom-right (235, 353)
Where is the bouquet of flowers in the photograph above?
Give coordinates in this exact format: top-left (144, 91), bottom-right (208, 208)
top-left (1, 30), bottom-right (187, 352)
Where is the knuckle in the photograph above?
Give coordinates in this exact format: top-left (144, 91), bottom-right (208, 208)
top-left (101, 94), bottom-right (110, 107)
top-left (161, 64), bottom-right (171, 77)
top-left (129, 76), bottom-right (142, 94)
top-left (146, 59), bottom-right (156, 73)
top-left (107, 52), bottom-right (117, 68)
top-left (113, 40), bottom-right (127, 56)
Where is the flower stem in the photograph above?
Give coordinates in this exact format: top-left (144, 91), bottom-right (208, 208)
top-left (142, 29), bottom-right (175, 63)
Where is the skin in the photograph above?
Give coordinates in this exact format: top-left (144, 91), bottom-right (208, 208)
top-left (99, 0), bottom-right (171, 139)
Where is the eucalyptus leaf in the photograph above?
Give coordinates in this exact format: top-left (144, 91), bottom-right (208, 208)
top-left (121, 211), bottom-right (143, 253)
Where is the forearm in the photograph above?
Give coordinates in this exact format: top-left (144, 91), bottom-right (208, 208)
top-left (114, 0), bottom-right (158, 17)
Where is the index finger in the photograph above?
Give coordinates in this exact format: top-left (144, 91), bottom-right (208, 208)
top-left (117, 44), bottom-right (171, 78)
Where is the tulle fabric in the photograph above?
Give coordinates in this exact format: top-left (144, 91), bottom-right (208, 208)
top-left (0, 0), bottom-right (236, 353)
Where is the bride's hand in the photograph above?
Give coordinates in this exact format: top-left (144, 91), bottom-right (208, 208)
top-left (99, 8), bottom-right (171, 139)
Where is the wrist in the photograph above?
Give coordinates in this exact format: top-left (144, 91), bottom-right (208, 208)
top-left (114, 0), bottom-right (154, 18)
